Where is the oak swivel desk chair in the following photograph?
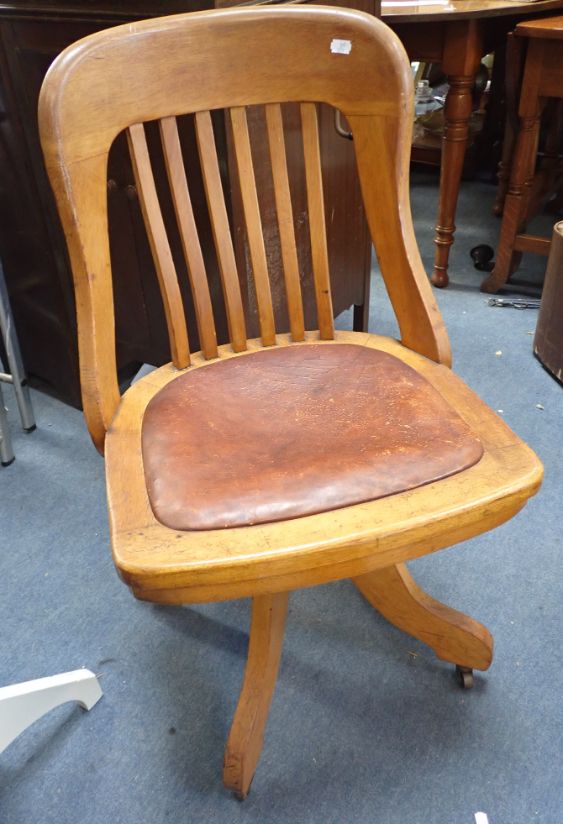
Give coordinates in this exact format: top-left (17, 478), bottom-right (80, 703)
top-left (39, 6), bottom-right (543, 798)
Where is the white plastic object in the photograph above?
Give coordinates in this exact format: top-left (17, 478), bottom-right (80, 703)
top-left (0, 669), bottom-right (103, 753)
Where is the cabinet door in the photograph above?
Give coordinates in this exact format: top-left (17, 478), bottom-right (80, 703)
top-left (0, 19), bottom-right (93, 405)
top-left (0, 13), bottom-right (229, 406)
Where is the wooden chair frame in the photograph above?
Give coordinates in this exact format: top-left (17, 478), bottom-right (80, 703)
top-left (39, 7), bottom-right (542, 798)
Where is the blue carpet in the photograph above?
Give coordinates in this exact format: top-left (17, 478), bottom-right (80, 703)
top-left (1, 170), bottom-right (561, 824)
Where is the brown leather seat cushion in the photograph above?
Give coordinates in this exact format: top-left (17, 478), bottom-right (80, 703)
top-left (141, 344), bottom-right (483, 530)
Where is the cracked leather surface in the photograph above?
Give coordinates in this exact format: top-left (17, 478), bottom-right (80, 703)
top-left (141, 343), bottom-right (484, 530)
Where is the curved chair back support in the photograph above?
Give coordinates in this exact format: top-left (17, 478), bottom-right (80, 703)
top-left (39, 6), bottom-right (450, 451)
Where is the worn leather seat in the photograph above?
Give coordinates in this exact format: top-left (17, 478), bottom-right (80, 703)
top-left (142, 343), bottom-right (483, 530)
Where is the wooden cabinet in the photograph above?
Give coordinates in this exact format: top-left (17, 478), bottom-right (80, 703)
top-left (535, 222), bottom-right (563, 383)
top-left (0, 0), bottom-right (376, 406)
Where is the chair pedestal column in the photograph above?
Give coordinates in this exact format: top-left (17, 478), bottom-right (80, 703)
top-left (224, 562), bottom-right (494, 796)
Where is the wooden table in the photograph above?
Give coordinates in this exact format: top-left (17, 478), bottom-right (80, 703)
top-left (382, 0), bottom-right (563, 287)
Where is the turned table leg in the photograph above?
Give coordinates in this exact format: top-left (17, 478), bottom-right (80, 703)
top-left (223, 591), bottom-right (289, 799)
top-left (431, 21), bottom-right (484, 288)
top-left (432, 75), bottom-right (476, 287)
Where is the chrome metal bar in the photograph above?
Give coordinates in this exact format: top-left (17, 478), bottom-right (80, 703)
top-left (0, 264), bottom-right (35, 431)
top-left (0, 382), bottom-right (14, 466)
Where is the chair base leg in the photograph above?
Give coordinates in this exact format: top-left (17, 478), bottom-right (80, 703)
top-left (353, 562), bottom-right (493, 673)
top-left (0, 669), bottom-right (103, 753)
top-left (223, 591), bottom-right (289, 799)
top-left (223, 564), bottom-right (492, 796)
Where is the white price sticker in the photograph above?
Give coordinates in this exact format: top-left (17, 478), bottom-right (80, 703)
top-left (330, 38), bottom-right (352, 55)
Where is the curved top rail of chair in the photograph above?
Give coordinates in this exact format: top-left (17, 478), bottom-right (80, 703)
top-left (39, 7), bottom-right (411, 161)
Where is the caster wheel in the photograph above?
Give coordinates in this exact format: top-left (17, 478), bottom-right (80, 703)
top-left (470, 244), bottom-right (495, 272)
top-left (456, 665), bottom-right (474, 689)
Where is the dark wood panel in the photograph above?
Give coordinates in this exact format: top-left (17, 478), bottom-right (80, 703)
top-left (0, 5), bottom-right (228, 404)
top-left (0, 0), bottom-right (376, 405)
top-left (534, 223), bottom-right (563, 383)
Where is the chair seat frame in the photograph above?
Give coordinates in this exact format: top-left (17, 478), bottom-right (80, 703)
top-left (107, 330), bottom-right (541, 606)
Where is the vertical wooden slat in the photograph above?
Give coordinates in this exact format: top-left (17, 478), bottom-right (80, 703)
top-left (159, 116), bottom-right (218, 360)
top-left (230, 107), bottom-right (276, 346)
top-left (300, 103), bottom-right (334, 340)
top-left (127, 122), bottom-right (190, 368)
top-left (265, 104), bottom-right (305, 342)
top-left (195, 110), bottom-right (247, 352)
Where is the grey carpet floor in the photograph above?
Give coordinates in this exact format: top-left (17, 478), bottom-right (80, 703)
top-left (1, 169), bottom-right (561, 824)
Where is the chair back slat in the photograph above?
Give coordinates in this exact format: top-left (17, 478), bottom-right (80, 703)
top-left (159, 116), bottom-right (218, 360)
top-left (195, 110), bottom-right (247, 353)
top-left (229, 106), bottom-right (276, 347)
top-left (265, 104), bottom-right (305, 342)
top-left (300, 103), bottom-right (334, 340)
top-left (40, 7), bottom-right (451, 449)
top-left (127, 122), bottom-right (191, 368)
